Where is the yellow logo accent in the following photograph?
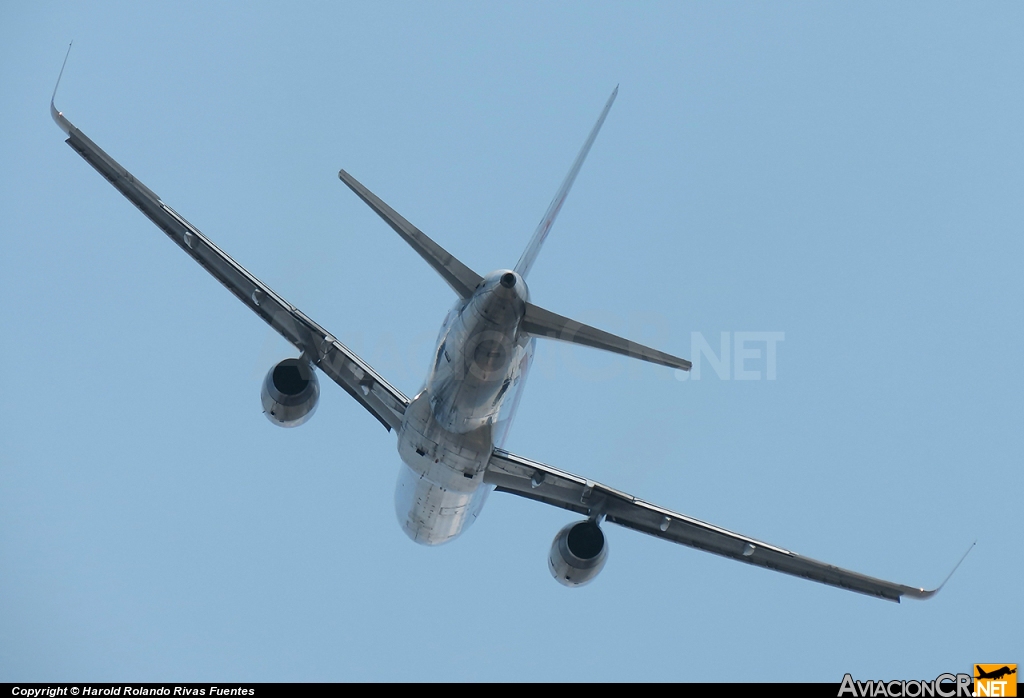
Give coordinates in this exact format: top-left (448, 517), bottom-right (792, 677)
top-left (974, 665), bottom-right (1017, 698)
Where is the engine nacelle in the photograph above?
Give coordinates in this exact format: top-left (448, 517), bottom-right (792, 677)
top-left (548, 520), bottom-right (608, 587)
top-left (261, 358), bottom-right (320, 428)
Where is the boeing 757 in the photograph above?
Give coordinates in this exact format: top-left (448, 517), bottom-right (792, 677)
top-left (50, 50), bottom-right (967, 601)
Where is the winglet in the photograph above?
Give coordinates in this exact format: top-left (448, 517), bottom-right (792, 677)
top-left (51, 42), bottom-right (73, 135)
top-left (902, 540), bottom-right (976, 601)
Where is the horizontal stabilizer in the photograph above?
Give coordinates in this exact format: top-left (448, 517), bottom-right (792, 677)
top-left (339, 170), bottom-right (483, 299)
top-left (521, 302), bottom-right (691, 371)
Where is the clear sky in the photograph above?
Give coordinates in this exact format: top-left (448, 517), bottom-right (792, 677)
top-left (1, 1), bottom-right (1021, 682)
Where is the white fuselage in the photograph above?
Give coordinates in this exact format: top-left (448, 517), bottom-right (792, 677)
top-left (395, 269), bottom-right (533, 544)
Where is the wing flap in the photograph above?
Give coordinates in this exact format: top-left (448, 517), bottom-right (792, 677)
top-left (485, 448), bottom-right (940, 602)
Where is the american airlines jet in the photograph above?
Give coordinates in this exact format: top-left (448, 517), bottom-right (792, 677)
top-left (50, 51), bottom-right (967, 601)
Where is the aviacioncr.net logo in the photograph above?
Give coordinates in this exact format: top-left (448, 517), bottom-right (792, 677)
top-left (839, 673), bottom-right (972, 698)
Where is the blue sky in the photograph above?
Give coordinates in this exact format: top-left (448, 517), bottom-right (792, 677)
top-left (1, 2), bottom-right (1021, 682)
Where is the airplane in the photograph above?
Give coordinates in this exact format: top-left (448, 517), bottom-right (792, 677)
top-left (975, 667), bottom-right (1017, 681)
top-left (49, 48), bottom-right (970, 602)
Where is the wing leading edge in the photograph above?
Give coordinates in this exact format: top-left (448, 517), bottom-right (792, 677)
top-left (485, 449), bottom-right (956, 602)
top-left (52, 94), bottom-right (408, 431)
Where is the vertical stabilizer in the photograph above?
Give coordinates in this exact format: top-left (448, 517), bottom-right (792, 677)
top-left (514, 87), bottom-right (618, 279)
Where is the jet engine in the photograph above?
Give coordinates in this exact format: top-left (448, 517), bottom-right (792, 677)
top-left (261, 358), bottom-right (320, 428)
top-left (548, 519), bottom-right (608, 587)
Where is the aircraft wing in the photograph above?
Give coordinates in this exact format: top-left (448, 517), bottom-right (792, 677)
top-left (52, 101), bottom-right (409, 432)
top-left (484, 448), bottom-right (943, 602)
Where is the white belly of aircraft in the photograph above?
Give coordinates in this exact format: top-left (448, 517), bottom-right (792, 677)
top-left (394, 391), bottom-right (494, 545)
